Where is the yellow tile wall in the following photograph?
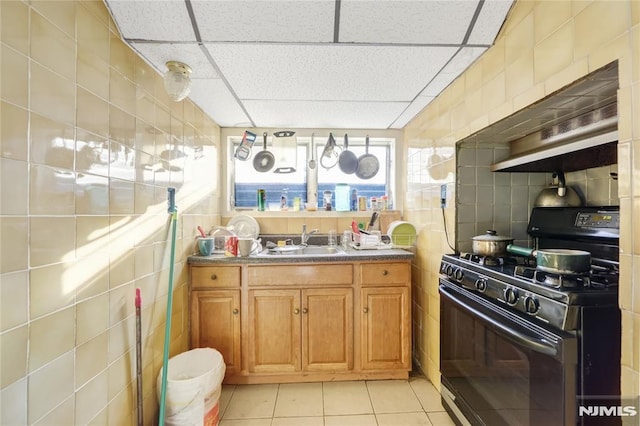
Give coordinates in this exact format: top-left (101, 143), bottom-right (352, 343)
top-left (0, 1), bottom-right (222, 424)
top-left (403, 0), bottom-right (640, 401)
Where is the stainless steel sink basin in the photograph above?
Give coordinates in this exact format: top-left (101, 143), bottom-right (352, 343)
top-left (261, 245), bottom-right (343, 256)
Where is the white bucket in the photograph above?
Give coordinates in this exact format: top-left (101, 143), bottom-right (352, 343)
top-left (157, 348), bottom-right (226, 426)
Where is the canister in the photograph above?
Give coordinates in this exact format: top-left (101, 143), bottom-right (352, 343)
top-left (358, 196), bottom-right (367, 211)
top-left (335, 184), bottom-right (350, 211)
top-left (257, 189), bottom-right (266, 211)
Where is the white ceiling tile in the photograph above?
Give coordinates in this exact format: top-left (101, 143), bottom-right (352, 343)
top-left (339, 0), bottom-right (479, 44)
top-left (205, 43), bottom-right (458, 101)
top-left (131, 42), bottom-right (219, 79)
top-left (191, 1), bottom-right (335, 42)
top-left (390, 96), bottom-right (435, 129)
top-left (106, 0), bottom-right (195, 42)
top-left (420, 47), bottom-right (486, 96)
top-left (189, 79), bottom-right (251, 127)
top-left (467, 0), bottom-right (514, 45)
top-left (243, 100), bottom-right (408, 129)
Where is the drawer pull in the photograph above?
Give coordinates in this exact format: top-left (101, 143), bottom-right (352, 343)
top-left (210, 274), bottom-right (217, 281)
top-left (233, 309), bottom-right (239, 315)
top-left (382, 270), bottom-right (389, 276)
top-left (294, 308), bottom-right (300, 315)
top-left (302, 308), bottom-right (308, 314)
top-left (363, 307), bottom-right (369, 313)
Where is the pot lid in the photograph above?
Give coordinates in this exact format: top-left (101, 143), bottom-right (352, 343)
top-left (472, 230), bottom-right (512, 242)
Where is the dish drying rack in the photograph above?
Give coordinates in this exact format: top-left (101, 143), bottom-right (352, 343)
top-left (351, 232), bottom-right (392, 250)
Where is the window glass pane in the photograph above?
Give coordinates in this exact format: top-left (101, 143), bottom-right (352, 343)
top-left (231, 135), bottom-right (394, 210)
top-left (233, 142), bottom-right (306, 208)
top-left (317, 143), bottom-right (389, 209)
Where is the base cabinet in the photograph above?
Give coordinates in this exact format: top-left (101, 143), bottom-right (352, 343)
top-left (189, 259), bottom-right (410, 383)
top-left (248, 288), bottom-right (353, 374)
top-left (361, 286), bottom-right (411, 370)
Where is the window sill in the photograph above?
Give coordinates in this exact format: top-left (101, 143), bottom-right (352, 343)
top-left (224, 210), bottom-right (384, 218)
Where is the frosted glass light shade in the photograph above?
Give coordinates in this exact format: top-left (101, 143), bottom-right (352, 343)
top-left (163, 61), bottom-right (192, 102)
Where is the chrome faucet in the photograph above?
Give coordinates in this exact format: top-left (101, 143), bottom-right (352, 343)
top-left (301, 224), bottom-right (319, 246)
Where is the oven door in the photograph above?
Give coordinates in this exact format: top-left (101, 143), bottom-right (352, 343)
top-left (440, 278), bottom-right (577, 426)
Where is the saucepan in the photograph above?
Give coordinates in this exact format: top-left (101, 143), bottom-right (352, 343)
top-left (506, 244), bottom-right (591, 274)
top-left (472, 230), bottom-right (513, 257)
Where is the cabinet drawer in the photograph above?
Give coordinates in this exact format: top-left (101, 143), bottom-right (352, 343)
top-left (191, 266), bottom-right (241, 289)
top-left (361, 262), bottom-right (409, 285)
top-left (248, 264), bottom-right (353, 286)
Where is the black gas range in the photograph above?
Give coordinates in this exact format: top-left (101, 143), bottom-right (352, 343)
top-left (439, 206), bottom-right (622, 426)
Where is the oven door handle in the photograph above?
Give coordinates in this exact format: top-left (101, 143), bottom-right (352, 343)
top-left (441, 286), bottom-right (558, 357)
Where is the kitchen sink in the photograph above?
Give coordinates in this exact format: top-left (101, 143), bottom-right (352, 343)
top-left (261, 245), bottom-right (343, 256)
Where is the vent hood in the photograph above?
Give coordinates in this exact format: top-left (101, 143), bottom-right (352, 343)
top-left (491, 103), bottom-right (618, 172)
top-left (457, 61), bottom-right (619, 172)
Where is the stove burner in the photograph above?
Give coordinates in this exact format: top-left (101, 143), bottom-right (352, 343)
top-left (514, 265), bottom-right (618, 289)
top-left (459, 252), bottom-right (522, 266)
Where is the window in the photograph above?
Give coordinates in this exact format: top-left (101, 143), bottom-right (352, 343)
top-left (229, 134), bottom-right (395, 211)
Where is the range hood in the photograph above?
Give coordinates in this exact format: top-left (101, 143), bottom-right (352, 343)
top-left (491, 103), bottom-right (618, 173)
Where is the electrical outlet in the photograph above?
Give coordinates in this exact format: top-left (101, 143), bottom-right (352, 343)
top-left (440, 184), bottom-right (447, 208)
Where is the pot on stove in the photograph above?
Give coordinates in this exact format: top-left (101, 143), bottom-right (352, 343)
top-left (472, 230), bottom-right (514, 257)
top-left (506, 244), bottom-right (591, 274)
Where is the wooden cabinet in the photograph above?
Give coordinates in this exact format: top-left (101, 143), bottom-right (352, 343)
top-left (360, 263), bottom-right (411, 370)
top-left (248, 287), bottom-right (353, 374)
top-left (189, 258), bottom-right (411, 384)
top-left (190, 266), bottom-right (241, 376)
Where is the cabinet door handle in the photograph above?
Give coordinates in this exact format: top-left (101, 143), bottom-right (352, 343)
top-left (382, 270), bottom-right (389, 276)
top-left (210, 274), bottom-right (217, 281)
top-left (294, 308), bottom-right (300, 315)
top-left (302, 308), bottom-right (308, 314)
top-left (363, 307), bottom-right (369, 313)
top-left (233, 309), bottom-right (239, 315)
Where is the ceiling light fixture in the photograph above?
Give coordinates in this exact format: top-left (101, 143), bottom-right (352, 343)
top-left (163, 61), bottom-right (192, 102)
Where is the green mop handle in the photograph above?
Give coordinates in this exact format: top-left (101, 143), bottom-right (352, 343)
top-left (158, 189), bottom-right (178, 425)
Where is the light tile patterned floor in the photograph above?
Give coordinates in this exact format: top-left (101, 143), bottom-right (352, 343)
top-left (218, 376), bottom-right (456, 426)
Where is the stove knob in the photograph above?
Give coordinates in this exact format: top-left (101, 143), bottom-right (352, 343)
top-left (440, 263), bottom-right (447, 274)
top-left (474, 278), bottom-right (487, 292)
top-left (524, 296), bottom-right (540, 314)
top-left (454, 268), bottom-right (464, 281)
top-left (445, 265), bottom-right (454, 277)
top-left (504, 287), bottom-right (519, 306)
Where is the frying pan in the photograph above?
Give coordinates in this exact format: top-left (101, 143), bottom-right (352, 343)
top-left (506, 244), bottom-right (591, 274)
top-left (338, 133), bottom-right (358, 174)
top-left (253, 132), bottom-right (275, 173)
top-left (355, 135), bottom-right (379, 179)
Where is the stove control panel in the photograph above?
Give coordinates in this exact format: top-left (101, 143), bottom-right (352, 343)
top-left (575, 211), bottom-right (619, 228)
top-left (440, 257), bottom-right (571, 330)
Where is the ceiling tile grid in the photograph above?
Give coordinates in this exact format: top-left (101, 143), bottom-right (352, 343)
top-left (105, 0), bottom-right (515, 129)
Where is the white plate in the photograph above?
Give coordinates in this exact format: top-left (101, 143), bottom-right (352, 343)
top-left (228, 215), bottom-right (260, 239)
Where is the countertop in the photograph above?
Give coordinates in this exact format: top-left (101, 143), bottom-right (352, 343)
top-left (189, 246), bottom-right (415, 264)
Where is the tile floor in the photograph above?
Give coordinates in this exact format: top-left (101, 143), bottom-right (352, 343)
top-left (217, 375), bottom-right (456, 426)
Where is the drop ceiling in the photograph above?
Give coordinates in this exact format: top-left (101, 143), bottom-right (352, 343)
top-left (104, 0), bottom-right (514, 129)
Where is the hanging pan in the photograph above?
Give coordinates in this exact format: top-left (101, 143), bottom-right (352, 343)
top-left (355, 135), bottom-right (379, 179)
top-left (320, 132), bottom-right (340, 170)
top-left (253, 132), bottom-right (275, 172)
top-left (338, 133), bottom-right (358, 174)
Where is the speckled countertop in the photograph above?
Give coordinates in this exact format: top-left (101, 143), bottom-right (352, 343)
top-left (188, 246), bottom-right (415, 264)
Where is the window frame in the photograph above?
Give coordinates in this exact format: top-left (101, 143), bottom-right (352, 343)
top-left (222, 129), bottom-right (401, 215)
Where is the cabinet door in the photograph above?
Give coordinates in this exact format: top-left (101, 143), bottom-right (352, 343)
top-left (248, 289), bottom-right (301, 373)
top-left (361, 286), bottom-right (411, 370)
top-left (190, 290), bottom-right (241, 375)
top-left (302, 288), bottom-right (353, 371)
